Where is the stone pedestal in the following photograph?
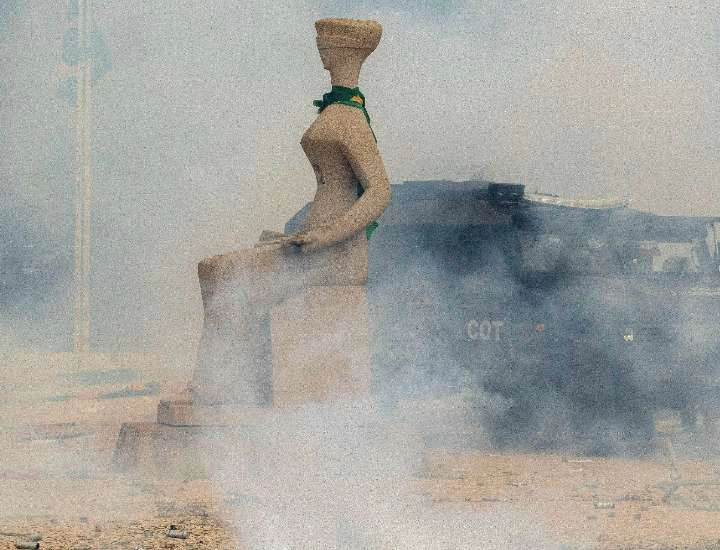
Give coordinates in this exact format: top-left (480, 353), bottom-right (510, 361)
top-left (113, 285), bottom-right (371, 475)
top-left (271, 286), bottom-right (369, 407)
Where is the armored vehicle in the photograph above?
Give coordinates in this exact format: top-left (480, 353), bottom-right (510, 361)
top-left (287, 180), bottom-right (720, 454)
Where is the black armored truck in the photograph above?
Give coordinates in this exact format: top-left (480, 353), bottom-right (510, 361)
top-left (287, 180), bottom-right (720, 454)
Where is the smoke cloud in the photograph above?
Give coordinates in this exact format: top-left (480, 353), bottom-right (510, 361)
top-left (2, 0), bottom-right (719, 351)
top-left (202, 401), bottom-right (562, 549)
top-left (2, 2), bottom-right (719, 547)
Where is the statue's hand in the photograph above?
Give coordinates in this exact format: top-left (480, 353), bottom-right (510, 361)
top-left (285, 225), bottom-right (335, 252)
top-left (254, 230), bottom-right (295, 249)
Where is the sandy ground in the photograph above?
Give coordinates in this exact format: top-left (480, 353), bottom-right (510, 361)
top-left (423, 450), bottom-right (720, 550)
top-left (2, 450), bottom-right (720, 549)
top-left (0, 513), bottom-right (234, 550)
top-left (2, 353), bottom-right (720, 549)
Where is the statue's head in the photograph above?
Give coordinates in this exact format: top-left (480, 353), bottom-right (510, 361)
top-left (315, 18), bottom-right (382, 72)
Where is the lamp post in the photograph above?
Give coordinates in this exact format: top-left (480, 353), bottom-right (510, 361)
top-left (72, 0), bottom-right (92, 353)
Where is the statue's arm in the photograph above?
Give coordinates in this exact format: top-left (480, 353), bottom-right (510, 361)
top-left (336, 121), bottom-right (392, 239)
top-left (291, 118), bottom-right (391, 249)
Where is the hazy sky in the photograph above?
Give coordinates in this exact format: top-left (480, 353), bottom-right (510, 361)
top-left (1, 1), bottom-right (719, 351)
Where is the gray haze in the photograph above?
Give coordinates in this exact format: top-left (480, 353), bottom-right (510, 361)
top-left (1, 0), bottom-right (719, 351)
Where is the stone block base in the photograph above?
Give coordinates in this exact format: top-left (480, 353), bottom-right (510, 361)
top-left (271, 286), bottom-right (369, 407)
top-left (113, 397), bottom-right (427, 479)
top-left (113, 399), bottom-right (272, 477)
top-left (112, 421), bottom-right (205, 477)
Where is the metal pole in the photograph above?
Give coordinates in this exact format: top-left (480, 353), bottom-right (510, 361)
top-left (72, 0), bottom-right (83, 352)
top-left (73, 0), bottom-right (92, 353)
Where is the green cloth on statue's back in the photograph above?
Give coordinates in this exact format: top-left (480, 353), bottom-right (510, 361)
top-left (313, 85), bottom-right (380, 239)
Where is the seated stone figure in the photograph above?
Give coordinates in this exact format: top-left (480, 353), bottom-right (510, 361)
top-left (190, 18), bottom-right (391, 406)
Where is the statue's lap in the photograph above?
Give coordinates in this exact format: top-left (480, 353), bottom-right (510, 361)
top-left (198, 234), bottom-right (368, 293)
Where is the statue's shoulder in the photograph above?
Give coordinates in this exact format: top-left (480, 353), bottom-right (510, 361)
top-left (319, 104), bottom-right (374, 143)
top-left (303, 105), bottom-right (372, 147)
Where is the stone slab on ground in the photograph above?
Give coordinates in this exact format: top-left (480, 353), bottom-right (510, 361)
top-left (0, 396), bottom-right (159, 427)
top-left (156, 399), bottom-right (274, 427)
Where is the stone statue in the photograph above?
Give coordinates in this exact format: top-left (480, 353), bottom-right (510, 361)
top-left (189, 18), bottom-right (391, 406)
